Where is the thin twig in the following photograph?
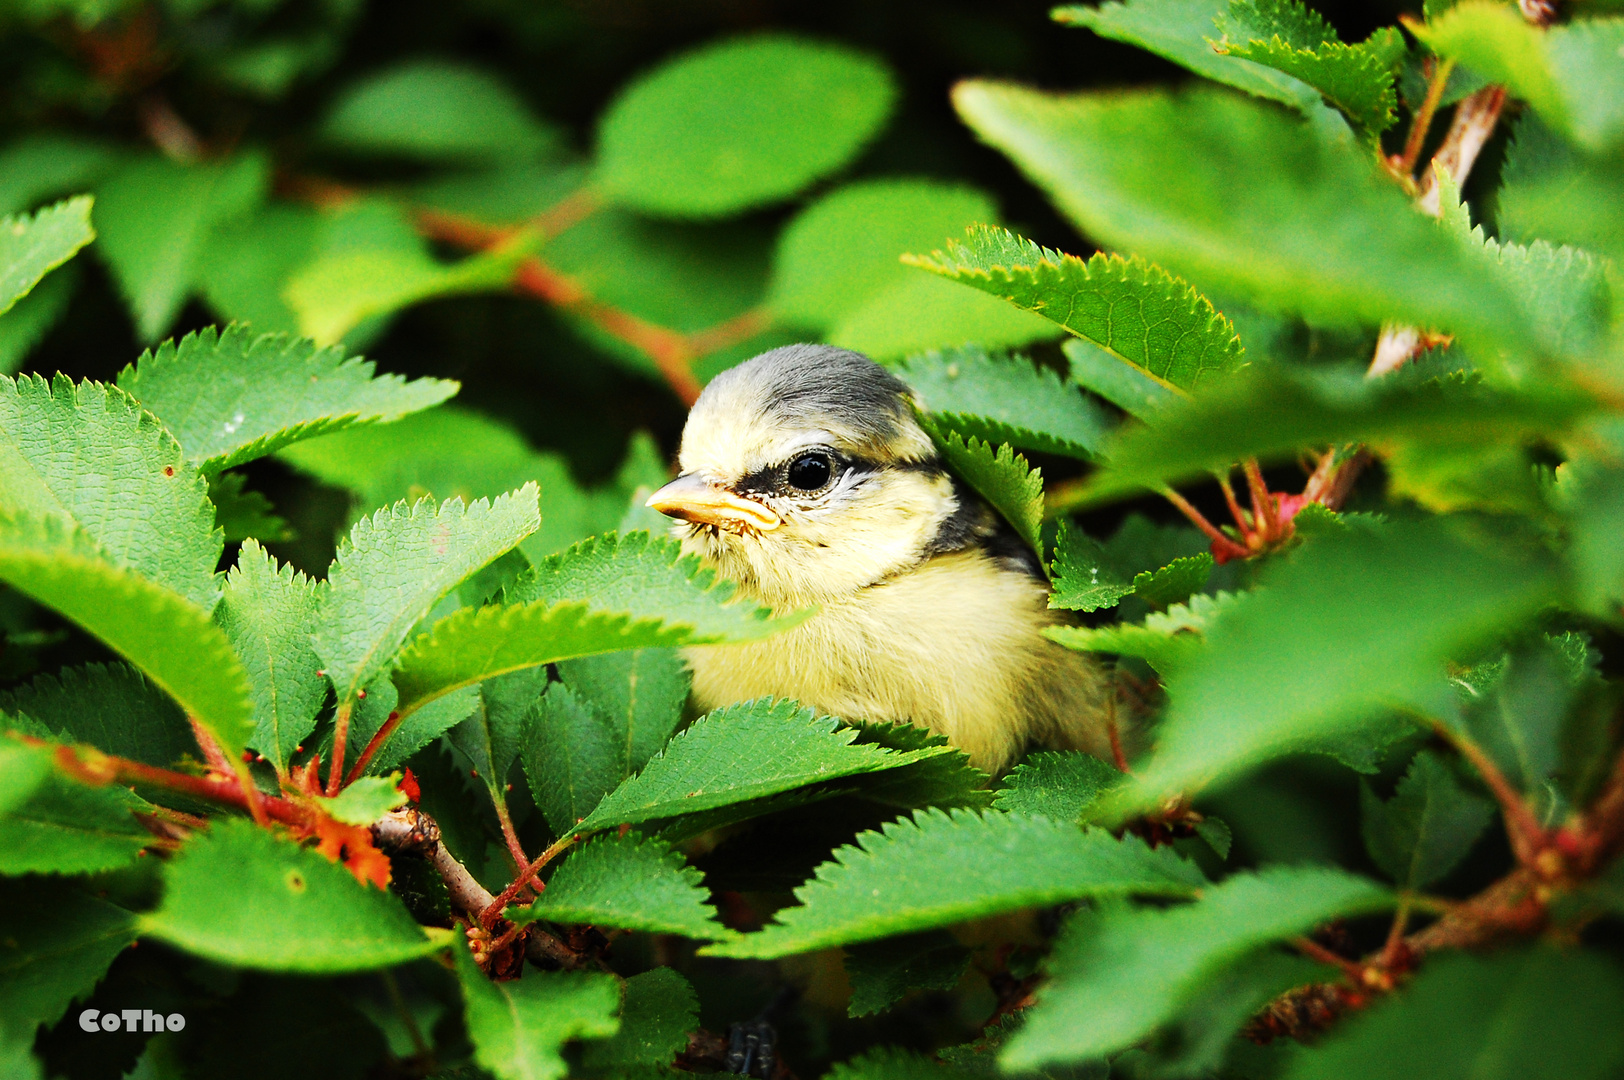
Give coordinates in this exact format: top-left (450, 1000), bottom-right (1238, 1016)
top-left (1215, 468), bottom-right (1250, 535)
top-left (1432, 721), bottom-right (1548, 866)
top-left (1160, 487), bottom-right (1250, 561)
top-left (1416, 85), bottom-right (1508, 217)
top-left (1242, 458), bottom-right (1279, 539)
top-left (1291, 936), bottom-right (1366, 982)
top-left (1398, 58), bottom-right (1457, 176)
top-left (482, 833), bottom-right (582, 926)
top-left (344, 711), bottom-right (404, 787)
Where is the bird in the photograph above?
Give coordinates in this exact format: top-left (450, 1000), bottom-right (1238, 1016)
top-left (645, 343), bottom-right (1114, 775)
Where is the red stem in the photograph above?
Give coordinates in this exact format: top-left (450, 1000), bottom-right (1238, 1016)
top-left (344, 710), bottom-right (404, 787)
top-left (1432, 722), bottom-right (1549, 869)
top-left (481, 834), bottom-right (581, 927)
top-left (51, 743), bottom-right (308, 826)
top-left (326, 702), bottom-right (352, 797)
top-left (1161, 487), bottom-right (1250, 561)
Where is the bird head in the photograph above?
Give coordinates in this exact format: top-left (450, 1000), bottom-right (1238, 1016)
top-left (647, 345), bottom-right (965, 609)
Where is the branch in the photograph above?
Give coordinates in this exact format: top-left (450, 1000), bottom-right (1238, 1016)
top-left (1160, 487), bottom-right (1251, 562)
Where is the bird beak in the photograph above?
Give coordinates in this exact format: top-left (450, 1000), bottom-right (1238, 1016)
top-left (646, 473), bottom-right (781, 532)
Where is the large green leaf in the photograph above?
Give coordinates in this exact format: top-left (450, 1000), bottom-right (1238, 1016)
top-left (214, 541), bottom-right (328, 774)
top-left (140, 817), bottom-right (441, 972)
top-left (0, 134), bottom-right (116, 218)
top-left (1360, 750), bottom-right (1493, 891)
top-left (991, 751), bottom-right (1124, 823)
top-left (556, 647), bottom-right (690, 779)
top-left (581, 968), bottom-right (699, 1070)
top-left (904, 227), bottom-right (1245, 394)
top-left (320, 60), bottom-right (561, 163)
top-left (917, 423), bottom-right (1043, 552)
top-left (1064, 339), bottom-right (1177, 419)
top-left (0, 374), bottom-right (221, 610)
top-left (0, 261), bottom-right (77, 376)
top-left (1284, 947), bottom-right (1624, 1080)
top-left (892, 345), bottom-right (1113, 459)
top-left (1497, 115), bottom-right (1624, 267)
top-left (0, 195), bottom-right (93, 316)
top-left (1002, 866), bottom-right (1389, 1069)
top-left (952, 84), bottom-right (1531, 350)
top-left (117, 325), bottom-right (457, 474)
top-left (828, 273), bottom-right (1064, 362)
top-left (1048, 591), bottom-right (1240, 678)
top-left (769, 179), bottom-right (997, 329)
top-left (1114, 518), bottom-right (1562, 811)
top-left (706, 809), bottom-right (1205, 959)
top-left (0, 763), bottom-right (152, 876)
top-left (93, 154), bottom-right (266, 341)
top-left (594, 34), bottom-right (896, 218)
top-left (0, 513), bottom-right (254, 755)
top-left (455, 940), bottom-right (620, 1080)
top-left (575, 699), bottom-right (953, 837)
top-left (0, 742), bottom-right (52, 818)
top-left (313, 485), bottom-right (540, 703)
top-left (0, 877), bottom-right (136, 1035)
top-left (507, 832), bottom-right (731, 941)
top-left (521, 681), bottom-right (624, 836)
top-left (1412, 5), bottom-right (1624, 150)
top-left (0, 662), bottom-right (191, 768)
top-left (445, 666), bottom-right (547, 803)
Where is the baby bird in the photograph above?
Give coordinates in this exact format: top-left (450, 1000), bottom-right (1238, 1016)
top-left (646, 344), bottom-right (1113, 774)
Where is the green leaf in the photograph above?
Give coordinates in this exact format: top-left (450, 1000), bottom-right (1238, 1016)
top-left (0, 742), bottom-right (53, 818)
top-left (207, 473), bottom-right (291, 543)
top-left (576, 699), bottom-right (954, 837)
top-left (918, 423), bottom-right (1043, 552)
top-left (891, 345), bottom-right (1113, 459)
top-left (1063, 339), bottom-right (1177, 419)
top-left (522, 682), bottom-right (626, 836)
top-left (0, 513), bottom-right (254, 756)
top-left (1139, 950), bottom-right (1323, 1076)
top-left (1283, 947), bottom-right (1624, 1080)
top-left (769, 179), bottom-right (998, 329)
top-left (320, 60), bottom-right (560, 163)
top-left (314, 486), bottom-right (541, 703)
top-left (846, 931), bottom-right (972, 1017)
top-left (595, 34), bottom-right (896, 218)
top-left (92, 154), bottom-right (266, 341)
top-left (556, 647), bottom-right (690, 778)
top-left (705, 809), bottom-right (1205, 959)
top-left (1114, 518), bottom-right (1561, 811)
top-left (508, 832), bottom-right (731, 940)
top-left (140, 817), bottom-right (441, 972)
top-left (0, 662), bottom-right (190, 768)
top-left (0, 134), bottom-right (117, 218)
top-left (1003, 866), bottom-right (1389, 1069)
top-left (1360, 750), bottom-right (1493, 891)
top-left (117, 325), bottom-right (457, 474)
top-left (1132, 553), bottom-right (1213, 609)
top-left (395, 533), bottom-right (801, 717)
top-left (830, 1048), bottom-right (980, 1080)
top-left (952, 84), bottom-right (1532, 351)
top-left (1216, 1), bottom-right (1400, 137)
top-left (1053, 0), bottom-right (1328, 118)
top-left (447, 667), bottom-right (547, 802)
top-left (193, 203), bottom-right (318, 335)
top-left (454, 939), bottom-right (620, 1080)
top-left (214, 541), bottom-right (327, 773)
top-left (1411, 6), bottom-right (1624, 150)
top-left (582, 967), bottom-right (699, 1070)
top-left (1498, 115), bottom-right (1624, 266)
top-left (0, 767), bottom-right (152, 876)
top-left (0, 261), bottom-right (77, 376)
top-left (0, 876), bottom-right (136, 1035)
top-left (1047, 520), bottom-right (1135, 612)
top-left (0, 195), bottom-right (93, 316)
top-left (904, 227), bottom-right (1245, 394)
top-left (992, 751), bottom-right (1124, 823)
top-left (316, 774), bottom-right (404, 825)
top-left (1079, 368), bottom-right (1599, 505)
top-left (828, 273), bottom-right (1064, 361)
top-left (0, 374), bottom-right (222, 609)
top-left (1048, 591), bottom-right (1238, 678)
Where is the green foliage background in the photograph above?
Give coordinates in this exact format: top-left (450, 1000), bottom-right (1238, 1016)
top-left (3, 1), bottom-right (1624, 1079)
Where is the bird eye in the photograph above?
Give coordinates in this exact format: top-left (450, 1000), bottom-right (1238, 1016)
top-left (786, 452), bottom-right (833, 492)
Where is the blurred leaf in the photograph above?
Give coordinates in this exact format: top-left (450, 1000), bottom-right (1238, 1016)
top-left (708, 810), bottom-right (1203, 959)
top-left (0, 661), bottom-right (191, 768)
top-left (919, 423), bottom-right (1043, 552)
top-left (522, 681), bottom-right (624, 835)
top-left (320, 60), bottom-right (561, 163)
top-left (0, 759), bottom-right (151, 875)
top-left (1114, 518), bottom-right (1561, 811)
top-left (0, 135), bottom-right (117, 217)
top-left (1003, 866), bottom-right (1388, 1069)
top-left (119, 325), bottom-right (457, 474)
top-left (581, 967), bottom-right (698, 1069)
top-left (576, 699), bottom-right (951, 837)
top-left (892, 345), bottom-right (1113, 459)
top-left (1048, 591), bottom-right (1239, 678)
top-left (1063, 339), bottom-right (1177, 419)
top-left (595, 34), bottom-right (896, 218)
top-left (1360, 750), bottom-right (1493, 890)
top-left (830, 1048), bottom-right (980, 1080)
top-left (952, 85), bottom-right (1532, 350)
top-left (140, 817), bottom-right (440, 972)
top-left (1498, 115), bottom-right (1624, 265)
top-left (1216, 1), bottom-right (1400, 137)
top-left (93, 154), bottom-right (267, 341)
top-left (829, 273), bottom-right (1063, 361)
top-left (1139, 950), bottom-right (1323, 1076)
top-left (0, 877), bottom-right (136, 1035)
top-left (904, 227), bottom-right (1245, 394)
top-left (314, 485), bottom-right (540, 703)
top-left (1048, 520), bottom-right (1135, 612)
top-left (846, 931), bottom-right (972, 1017)
top-left (215, 541), bottom-right (328, 774)
top-left (455, 940), bottom-right (620, 1080)
top-left (1054, 0), bottom-right (1329, 116)
top-left (1283, 948), bottom-right (1624, 1080)
top-left (194, 203), bottom-right (320, 335)
top-left (0, 374), bottom-right (221, 609)
top-left (208, 473), bottom-right (291, 543)
top-left (991, 750), bottom-right (1124, 822)
top-left (1412, 5), bottom-right (1624, 150)
top-left (508, 832), bottom-right (731, 940)
top-left (769, 178), bottom-right (997, 329)
top-left (0, 195), bottom-right (94, 316)
top-left (0, 513), bottom-right (253, 756)
top-left (0, 742), bottom-right (52, 818)
top-left (0, 261), bottom-right (76, 376)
